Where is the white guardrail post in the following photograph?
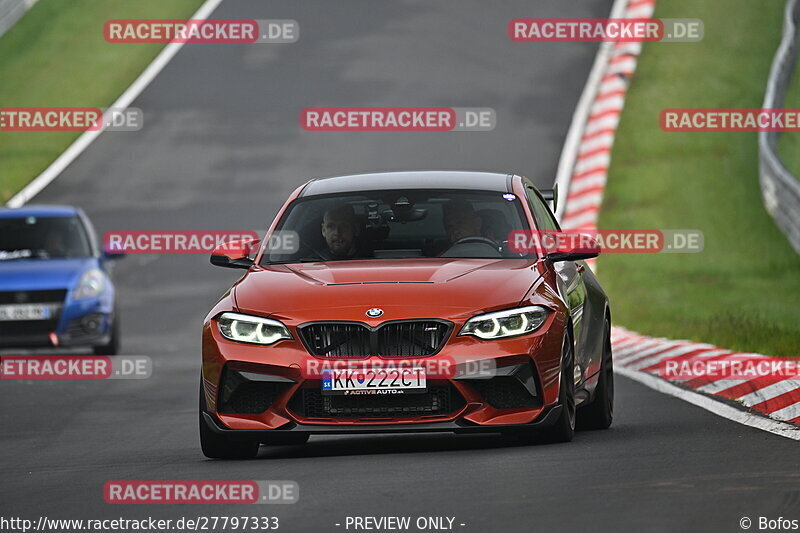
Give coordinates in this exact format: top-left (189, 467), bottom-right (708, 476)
top-left (759, 0), bottom-right (800, 254)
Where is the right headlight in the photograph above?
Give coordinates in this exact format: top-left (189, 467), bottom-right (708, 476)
top-left (73, 268), bottom-right (106, 300)
top-left (459, 305), bottom-right (549, 340)
top-left (217, 312), bottom-right (292, 345)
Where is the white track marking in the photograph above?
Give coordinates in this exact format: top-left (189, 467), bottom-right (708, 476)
top-left (5, 0), bottom-right (225, 208)
top-left (616, 366), bottom-right (800, 441)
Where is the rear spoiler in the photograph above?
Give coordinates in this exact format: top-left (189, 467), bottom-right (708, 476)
top-left (539, 184), bottom-right (558, 213)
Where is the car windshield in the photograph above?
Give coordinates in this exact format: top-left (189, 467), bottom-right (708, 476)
top-left (0, 215), bottom-right (92, 260)
top-left (261, 189), bottom-right (535, 264)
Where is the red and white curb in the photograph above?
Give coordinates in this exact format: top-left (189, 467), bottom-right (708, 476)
top-left (554, 0), bottom-right (800, 438)
top-left (555, 0), bottom-right (657, 233)
top-left (613, 328), bottom-right (800, 438)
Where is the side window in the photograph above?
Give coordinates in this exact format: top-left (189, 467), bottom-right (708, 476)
top-left (524, 185), bottom-right (560, 231)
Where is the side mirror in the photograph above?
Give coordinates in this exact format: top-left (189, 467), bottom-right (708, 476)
top-left (210, 239), bottom-right (259, 269)
top-left (545, 231), bottom-right (600, 262)
top-left (103, 250), bottom-right (125, 260)
top-left (546, 250), bottom-right (599, 262)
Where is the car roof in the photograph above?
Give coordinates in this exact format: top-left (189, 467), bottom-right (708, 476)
top-left (299, 171), bottom-right (513, 197)
top-left (0, 205), bottom-right (81, 218)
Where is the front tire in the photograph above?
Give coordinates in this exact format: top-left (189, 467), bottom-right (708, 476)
top-left (507, 332), bottom-right (575, 444)
top-left (93, 314), bottom-right (120, 356)
top-left (539, 334), bottom-right (576, 443)
top-left (577, 320), bottom-right (614, 430)
top-left (199, 381), bottom-right (260, 459)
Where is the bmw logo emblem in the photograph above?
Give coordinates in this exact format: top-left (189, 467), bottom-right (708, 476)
top-left (366, 308), bottom-right (384, 318)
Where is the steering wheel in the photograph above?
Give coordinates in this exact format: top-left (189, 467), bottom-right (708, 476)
top-left (285, 242), bottom-right (332, 262)
top-left (304, 244), bottom-right (332, 262)
top-left (441, 235), bottom-right (502, 258)
top-left (449, 235), bottom-right (500, 248)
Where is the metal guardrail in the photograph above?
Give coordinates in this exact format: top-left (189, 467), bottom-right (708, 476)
top-left (0, 0), bottom-right (37, 38)
top-left (760, 0), bottom-right (800, 254)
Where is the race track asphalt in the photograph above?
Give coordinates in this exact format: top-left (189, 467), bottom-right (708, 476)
top-left (2, 1), bottom-right (798, 532)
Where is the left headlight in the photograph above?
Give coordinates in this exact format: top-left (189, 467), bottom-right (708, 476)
top-left (217, 312), bottom-right (292, 345)
top-left (73, 269), bottom-right (106, 300)
top-left (459, 305), bottom-right (549, 340)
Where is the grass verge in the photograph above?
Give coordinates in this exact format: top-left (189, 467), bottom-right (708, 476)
top-left (0, 0), bottom-right (203, 203)
top-left (599, 0), bottom-right (800, 357)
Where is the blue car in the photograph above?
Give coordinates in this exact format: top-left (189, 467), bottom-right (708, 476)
top-left (0, 205), bottom-right (121, 354)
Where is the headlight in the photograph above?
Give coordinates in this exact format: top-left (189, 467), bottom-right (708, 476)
top-left (73, 269), bottom-right (106, 300)
top-left (459, 305), bottom-right (549, 340)
top-left (217, 312), bottom-right (292, 345)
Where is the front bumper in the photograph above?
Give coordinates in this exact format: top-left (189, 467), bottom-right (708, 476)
top-left (201, 404), bottom-right (563, 440)
top-left (0, 293), bottom-right (114, 349)
top-left (201, 311), bottom-right (565, 432)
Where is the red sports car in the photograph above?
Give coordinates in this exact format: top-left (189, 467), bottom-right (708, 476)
top-left (200, 171), bottom-right (613, 458)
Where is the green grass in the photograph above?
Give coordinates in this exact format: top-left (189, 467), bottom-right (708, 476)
top-left (598, 0), bottom-right (800, 357)
top-left (0, 0), bottom-right (203, 202)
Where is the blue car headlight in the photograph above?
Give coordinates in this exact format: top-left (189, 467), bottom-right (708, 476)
top-left (459, 305), bottom-right (549, 340)
top-left (217, 312), bottom-right (292, 345)
top-left (73, 269), bottom-right (106, 300)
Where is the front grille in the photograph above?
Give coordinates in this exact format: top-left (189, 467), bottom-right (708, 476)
top-left (377, 321), bottom-right (451, 357)
top-left (0, 290), bottom-right (65, 346)
top-left (290, 384), bottom-right (464, 419)
top-left (0, 319), bottom-right (59, 339)
top-left (298, 320), bottom-right (452, 358)
top-left (299, 323), bottom-right (371, 358)
top-left (0, 289), bottom-right (67, 304)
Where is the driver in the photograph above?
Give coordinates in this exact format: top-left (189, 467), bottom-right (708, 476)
top-left (442, 199), bottom-right (485, 244)
top-left (42, 226), bottom-right (67, 258)
top-left (321, 204), bottom-right (362, 258)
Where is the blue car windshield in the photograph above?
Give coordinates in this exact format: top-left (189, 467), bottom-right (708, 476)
top-left (0, 216), bottom-right (92, 260)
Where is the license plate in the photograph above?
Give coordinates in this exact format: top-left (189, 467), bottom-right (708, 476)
top-left (322, 367), bottom-right (427, 395)
top-left (0, 304), bottom-right (51, 321)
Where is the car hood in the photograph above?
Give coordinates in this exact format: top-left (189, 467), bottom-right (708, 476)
top-left (0, 258), bottom-right (97, 292)
top-left (234, 258), bottom-right (542, 321)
